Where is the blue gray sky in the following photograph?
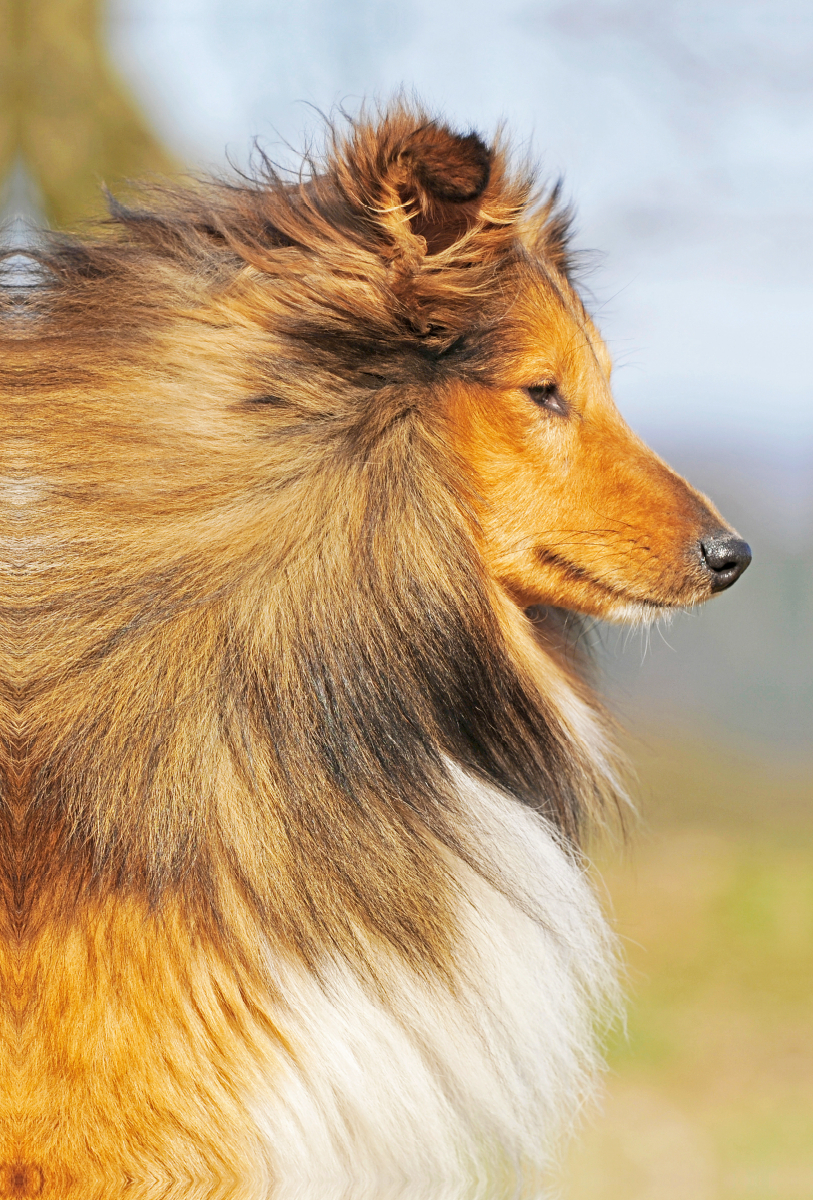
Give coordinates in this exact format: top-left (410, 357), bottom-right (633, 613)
top-left (107, 0), bottom-right (813, 452)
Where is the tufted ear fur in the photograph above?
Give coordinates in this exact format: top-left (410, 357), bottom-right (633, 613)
top-left (526, 179), bottom-right (576, 280)
top-left (332, 110), bottom-right (500, 258)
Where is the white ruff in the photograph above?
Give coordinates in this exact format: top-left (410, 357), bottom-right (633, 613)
top-left (250, 770), bottom-right (619, 1191)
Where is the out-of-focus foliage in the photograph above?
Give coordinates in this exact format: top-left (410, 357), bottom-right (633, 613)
top-left (565, 736), bottom-right (813, 1200)
top-left (6, 0), bottom-right (173, 227)
top-left (0, 0), bottom-right (13, 185)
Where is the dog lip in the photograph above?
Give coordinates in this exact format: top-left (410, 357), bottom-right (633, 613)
top-left (535, 546), bottom-right (669, 608)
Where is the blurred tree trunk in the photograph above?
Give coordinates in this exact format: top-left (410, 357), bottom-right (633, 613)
top-left (0, 0), bottom-right (14, 189)
top-left (6, 0), bottom-right (174, 227)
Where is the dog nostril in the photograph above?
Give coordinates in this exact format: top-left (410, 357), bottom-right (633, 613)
top-left (700, 533), bottom-right (752, 592)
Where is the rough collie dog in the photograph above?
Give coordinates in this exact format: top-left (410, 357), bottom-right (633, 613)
top-left (1, 105), bottom-right (750, 1195)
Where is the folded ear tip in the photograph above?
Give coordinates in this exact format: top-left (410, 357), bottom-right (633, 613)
top-left (405, 127), bottom-right (492, 203)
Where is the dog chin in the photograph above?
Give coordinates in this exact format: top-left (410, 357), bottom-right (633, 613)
top-left (602, 597), bottom-right (677, 625)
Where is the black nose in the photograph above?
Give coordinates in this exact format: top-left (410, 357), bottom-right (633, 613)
top-left (700, 532), bottom-right (752, 592)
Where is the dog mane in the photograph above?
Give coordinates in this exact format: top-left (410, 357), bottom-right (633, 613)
top-left (8, 104), bottom-right (621, 973)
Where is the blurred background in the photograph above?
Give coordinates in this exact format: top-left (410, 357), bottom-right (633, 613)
top-left (5, 1), bottom-right (812, 1196)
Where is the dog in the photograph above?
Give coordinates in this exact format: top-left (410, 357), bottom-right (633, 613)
top-left (1, 104), bottom-right (750, 1195)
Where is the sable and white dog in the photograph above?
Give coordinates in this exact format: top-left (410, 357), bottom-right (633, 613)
top-left (1, 105), bottom-right (750, 1195)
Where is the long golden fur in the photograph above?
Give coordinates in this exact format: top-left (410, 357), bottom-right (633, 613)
top-left (0, 103), bottom-right (748, 1195)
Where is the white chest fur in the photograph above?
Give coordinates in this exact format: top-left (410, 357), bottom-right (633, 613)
top-left (248, 769), bottom-right (619, 1188)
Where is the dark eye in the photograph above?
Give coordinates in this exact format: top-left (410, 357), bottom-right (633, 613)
top-left (524, 383), bottom-right (567, 416)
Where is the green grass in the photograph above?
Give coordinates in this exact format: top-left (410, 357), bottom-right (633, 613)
top-left (562, 732), bottom-right (813, 1200)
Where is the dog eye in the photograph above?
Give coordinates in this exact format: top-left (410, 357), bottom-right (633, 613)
top-left (524, 383), bottom-right (567, 416)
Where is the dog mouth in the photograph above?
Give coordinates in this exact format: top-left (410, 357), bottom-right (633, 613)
top-left (535, 546), bottom-right (678, 611)
top-left (534, 535), bottom-right (749, 616)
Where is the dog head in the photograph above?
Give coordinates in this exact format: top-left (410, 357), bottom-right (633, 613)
top-left (318, 108), bottom-right (751, 621)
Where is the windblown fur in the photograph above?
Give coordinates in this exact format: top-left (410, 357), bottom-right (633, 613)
top-left (0, 103), bottom-right (744, 1196)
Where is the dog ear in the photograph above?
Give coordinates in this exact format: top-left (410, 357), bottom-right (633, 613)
top-left (397, 124), bottom-right (492, 254)
top-left (340, 114), bottom-right (494, 257)
top-left (396, 125), bottom-right (491, 205)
